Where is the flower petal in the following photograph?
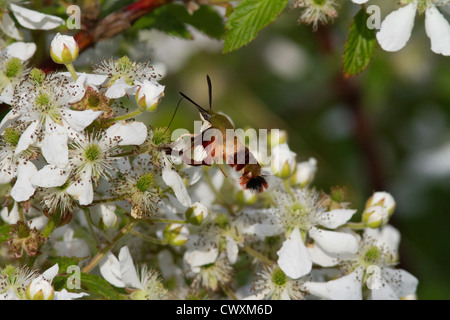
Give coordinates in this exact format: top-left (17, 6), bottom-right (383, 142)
top-left (54, 289), bottom-right (89, 300)
top-left (184, 246), bottom-right (219, 270)
top-left (0, 111), bottom-right (20, 134)
top-left (277, 227), bottom-right (312, 279)
top-left (303, 269), bottom-right (363, 300)
top-left (364, 225), bottom-right (400, 255)
top-left (0, 201), bottom-right (20, 224)
top-left (162, 168), bottom-right (192, 207)
top-left (307, 243), bottom-right (339, 267)
top-left (314, 209), bottom-right (357, 229)
top-left (104, 121), bottom-right (147, 146)
top-left (0, 13), bottom-right (22, 40)
top-left (376, 2), bottom-right (417, 52)
top-left (309, 227), bottom-right (359, 256)
top-left (118, 246), bottom-right (141, 289)
top-left (4, 42), bottom-right (36, 60)
top-left (10, 3), bottom-right (65, 30)
top-left (99, 252), bottom-right (125, 288)
top-left (15, 121), bottom-right (39, 155)
top-left (42, 264), bottom-right (59, 282)
top-left (425, 5), bottom-right (450, 56)
top-left (105, 78), bottom-right (136, 99)
top-left (61, 109), bottom-right (103, 132)
top-left (226, 236), bottom-right (239, 264)
top-left (66, 173), bottom-right (93, 205)
top-left (10, 161), bottom-right (37, 202)
top-left (42, 122), bottom-right (69, 168)
top-left (382, 268), bottom-right (418, 298)
top-left (31, 164), bottom-right (70, 187)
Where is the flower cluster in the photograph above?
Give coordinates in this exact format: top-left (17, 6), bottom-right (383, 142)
top-left (292, 0), bottom-right (450, 56)
top-left (0, 33), bottom-right (418, 300)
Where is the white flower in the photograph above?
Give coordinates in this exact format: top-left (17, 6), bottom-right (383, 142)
top-left (50, 33), bottom-right (79, 64)
top-left (271, 188), bottom-right (357, 279)
top-left (0, 51), bottom-right (31, 105)
top-left (2, 73), bottom-right (102, 169)
top-left (99, 246), bottom-right (168, 299)
top-left (245, 266), bottom-right (305, 300)
top-left (0, 127), bottom-right (38, 202)
top-left (0, 265), bottom-right (37, 300)
top-left (0, 1), bottom-right (64, 40)
top-left (33, 121), bottom-right (147, 205)
top-left (1, 264), bottom-right (87, 300)
top-left (94, 56), bottom-right (160, 99)
top-left (304, 225), bottom-right (419, 300)
top-left (376, 0), bottom-right (450, 56)
top-left (135, 79), bottom-right (165, 111)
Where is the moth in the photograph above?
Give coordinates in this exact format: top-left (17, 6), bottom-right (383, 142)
top-left (169, 75), bottom-right (268, 193)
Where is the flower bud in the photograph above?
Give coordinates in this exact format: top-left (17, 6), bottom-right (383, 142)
top-left (185, 202), bottom-right (208, 226)
top-left (291, 157), bottom-right (317, 187)
top-left (268, 129), bottom-right (288, 147)
top-left (236, 189), bottom-right (257, 205)
top-left (366, 192), bottom-right (396, 216)
top-left (362, 205), bottom-right (389, 228)
top-left (26, 277), bottom-right (54, 300)
top-left (135, 80), bottom-right (165, 112)
top-left (89, 204), bottom-right (118, 230)
top-left (271, 143), bottom-right (297, 178)
top-left (50, 33), bottom-right (79, 64)
top-left (163, 223), bottom-right (189, 246)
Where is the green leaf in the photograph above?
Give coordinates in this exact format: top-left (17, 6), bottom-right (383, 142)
top-left (80, 273), bottom-right (123, 300)
top-left (343, 8), bottom-right (377, 78)
top-left (132, 4), bottom-right (225, 40)
top-left (0, 224), bottom-right (11, 244)
top-left (223, 0), bottom-right (289, 53)
top-left (132, 5), bottom-right (192, 39)
top-left (171, 5), bottom-right (225, 39)
top-left (48, 256), bottom-right (81, 273)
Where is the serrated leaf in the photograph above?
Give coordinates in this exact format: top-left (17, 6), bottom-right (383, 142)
top-left (0, 224), bottom-right (11, 244)
top-left (343, 8), bottom-right (377, 78)
top-left (223, 0), bottom-right (289, 53)
top-left (81, 273), bottom-right (123, 300)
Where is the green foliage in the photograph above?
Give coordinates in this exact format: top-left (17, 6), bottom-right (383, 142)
top-left (223, 0), bottom-right (289, 53)
top-left (0, 224), bottom-right (11, 244)
top-left (48, 256), bottom-right (80, 273)
top-left (131, 4), bottom-right (225, 40)
top-left (80, 273), bottom-right (123, 300)
top-left (343, 8), bottom-right (377, 78)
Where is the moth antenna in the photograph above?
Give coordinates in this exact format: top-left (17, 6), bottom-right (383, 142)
top-left (207, 75), bottom-right (212, 110)
top-left (163, 97), bottom-right (183, 134)
top-left (179, 91), bottom-right (208, 114)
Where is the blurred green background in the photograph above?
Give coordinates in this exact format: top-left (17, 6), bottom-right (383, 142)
top-left (3, 0), bottom-right (450, 299)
